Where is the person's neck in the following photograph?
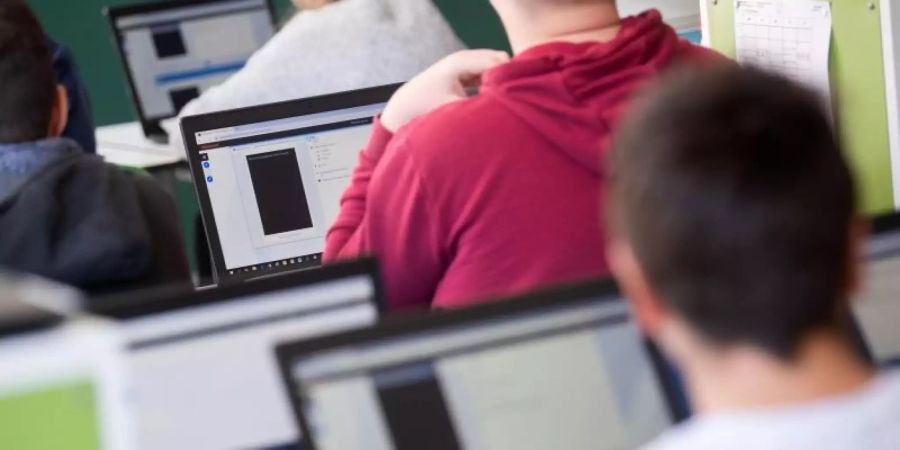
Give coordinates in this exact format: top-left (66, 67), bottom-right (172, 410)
top-left (498, 3), bottom-right (622, 55)
top-left (684, 331), bottom-right (876, 414)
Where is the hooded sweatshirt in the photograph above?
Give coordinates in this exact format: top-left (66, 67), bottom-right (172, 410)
top-left (326, 11), bottom-right (721, 311)
top-left (0, 138), bottom-right (190, 295)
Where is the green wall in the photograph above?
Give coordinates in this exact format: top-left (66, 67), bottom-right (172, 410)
top-left (31, 0), bottom-right (507, 126)
top-left (705, 0), bottom-right (894, 214)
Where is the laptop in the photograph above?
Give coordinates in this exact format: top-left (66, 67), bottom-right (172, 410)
top-left (180, 84), bottom-right (400, 285)
top-left (277, 279), bottom-right (684, 450)
top-left (855, 212), bottom-right (900, 367)
top-left (0, 281), bottom-right (133, 450)
top-left (105, 0), bottom-right (277, 143)
top-left (89, 259), bottom-right (384, 450)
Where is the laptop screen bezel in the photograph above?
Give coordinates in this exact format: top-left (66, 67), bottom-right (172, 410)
top-left (104, 0), bottom-right (278, 139)
top-left (88, 257), bottom-right (386, 319)
top-left (275, 278), bottom-right (685, 449)
top-left (179, 83), bottom-right (401, 285)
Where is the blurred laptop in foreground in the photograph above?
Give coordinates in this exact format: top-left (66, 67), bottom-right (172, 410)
top-left (90, 259), bottom-right (382, 450)
top-left (278, 279), bottom-right (682, 450)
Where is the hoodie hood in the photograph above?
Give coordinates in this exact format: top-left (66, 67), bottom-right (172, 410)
top-left (0, 138), bottom-right (81, 196)
top-left (0, 138), bottom-right (153, 289)
top-left (481, 10), bottom-right (685, 174)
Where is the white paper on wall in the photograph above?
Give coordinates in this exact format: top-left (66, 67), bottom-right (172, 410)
top-left (734, 0), bottom-right (833, 105)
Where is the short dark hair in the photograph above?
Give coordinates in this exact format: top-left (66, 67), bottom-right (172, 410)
top-left (609, 65), bottom-right (856, 359)
top-left (0, 0), bottom-right (56, 143)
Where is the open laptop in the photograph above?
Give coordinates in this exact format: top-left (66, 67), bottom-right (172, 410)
top-left (855, 212), bottom-right (900, 367)
top-left (105, 0), bottom-right (277, 143)
top-left (180, 84), bottom-right (400, 284)
top-left (277, 279), bottom-right (684, 450)
top-left (0, 277), bottom-right (133, 450)
top-left (89, 259), bottom-right (383, 450)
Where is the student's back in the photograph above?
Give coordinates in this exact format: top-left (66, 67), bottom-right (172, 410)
top-left (0, 0), bottom-right (189, 294)
top-left (0, 139), bottom-right (189, 293)
top-left (327, 8), bottom-right (719, 310)
top-left (649, 371), bottom-right (900, 449)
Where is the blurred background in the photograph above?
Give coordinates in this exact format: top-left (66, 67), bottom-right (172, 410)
top-left (30, 0), bottom-right (510, 127)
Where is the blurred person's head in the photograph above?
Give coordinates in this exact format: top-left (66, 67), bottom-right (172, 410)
top-left (488, 0), bottom-right (620, 53)
top-left (607, 65), bottom-right (865, 383)
top-left (0, 0), bottom-right (68, 144)
top-left (292, 0), bottom-right (337, 10)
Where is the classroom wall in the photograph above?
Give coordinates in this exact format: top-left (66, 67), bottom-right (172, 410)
top-left (30, 0), bottom-right (508, 127)
top-left (705, 0), bottom-right (895, 214)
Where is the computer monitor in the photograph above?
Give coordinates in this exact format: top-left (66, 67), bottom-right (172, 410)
top-left (0, 287), bottom-right (133, 450)
top-left (180, 84), bottom-right (400, 284)
top-left (106, 0), bottom-right (277, 141)
top-left (855, 213), bottom-right (900, 367)
top-left (90, 259), bottom-right (383, 450)
top-left (277, 280), bottom-right (682, 450)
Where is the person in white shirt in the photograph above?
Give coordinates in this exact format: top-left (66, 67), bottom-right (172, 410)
top-left (177, 0), bottom-right (465, 118)
top-left (606, 65), bottom-right (900, 450)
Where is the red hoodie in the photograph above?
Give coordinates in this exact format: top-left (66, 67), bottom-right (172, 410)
top-left (326, 11), bottom-right (721, 311)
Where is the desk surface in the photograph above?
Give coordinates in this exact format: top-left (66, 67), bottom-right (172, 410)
top-left (97, 122), bottom-right (184, 169)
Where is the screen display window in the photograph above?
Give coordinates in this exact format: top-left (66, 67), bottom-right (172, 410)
top-left (114, 0), bottom-right (274, 120)
top-left (0, 324), bottom-right (132, 450)
top-left (194, 103), bottom-right (385, 276)
top-left (123, 275), bottom-right (377, 450)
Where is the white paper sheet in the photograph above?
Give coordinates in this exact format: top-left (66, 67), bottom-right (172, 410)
top-left (734, 0), bottom-right (833, 104)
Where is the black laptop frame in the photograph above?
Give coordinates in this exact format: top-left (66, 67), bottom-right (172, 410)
top-left (104, 0), bottom-right (278, 140)
top-left (180, 83), bottom-right (401, 285)
top-left (276, 278), bottom-right (686, 450)
top-left (88, 258), bottom-right (387, 319)
top-left (869, 211), bottom-right (900, 258)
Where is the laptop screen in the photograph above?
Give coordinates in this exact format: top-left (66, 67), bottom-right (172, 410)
top-left (110, 265), bottom-right (380, 449)
top-left (855, 214), bottom-right (900, 366)
top-left (182, 85), bottom-right (397, 283)
top-left (110, 0), bottom-right (275, 123)
top-left (0, 322), bottom-right (132, 450)
top-left (280, 283), bottom-right (674, 450)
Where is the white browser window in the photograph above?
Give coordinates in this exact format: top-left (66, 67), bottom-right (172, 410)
top-left (196, 103), bottom-right (385, 273)
top-left (293, 301), bottom-right (672, 450)
top-left (116, 0), bottom-right (274, 119)
top-left (124, 276), bottom-right (377, 450)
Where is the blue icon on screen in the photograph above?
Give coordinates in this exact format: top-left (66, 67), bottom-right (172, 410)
top-left (203, 161), bottom-right (211, 169)
top-left (206, 176), bottom-right (214, 183)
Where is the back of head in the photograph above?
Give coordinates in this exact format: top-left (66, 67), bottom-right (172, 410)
top-left (0, 0), bottom-right (55, 144)
top-left (610, 65), bottom-right (856, 359)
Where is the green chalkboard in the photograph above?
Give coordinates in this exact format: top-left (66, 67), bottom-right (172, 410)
top-left (432, 0), bottom-right (510, 51)
top-left (705, 0), bottom-right (894, 214)
top-left (30, 0), bottom-right (507, 126)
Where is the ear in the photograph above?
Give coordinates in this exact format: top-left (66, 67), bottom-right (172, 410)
top-left (845, 216), bottom-right (869, 297)
top-left (607, 239), bottom-right (670, 337)
top-left (48, 85), bottom-right (69, 138)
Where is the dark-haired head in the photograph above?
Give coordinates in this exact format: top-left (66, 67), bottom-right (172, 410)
top-left (0, 0), bottom-right (66, 144)
top-left (607, 65), bottom-right (860, 361)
